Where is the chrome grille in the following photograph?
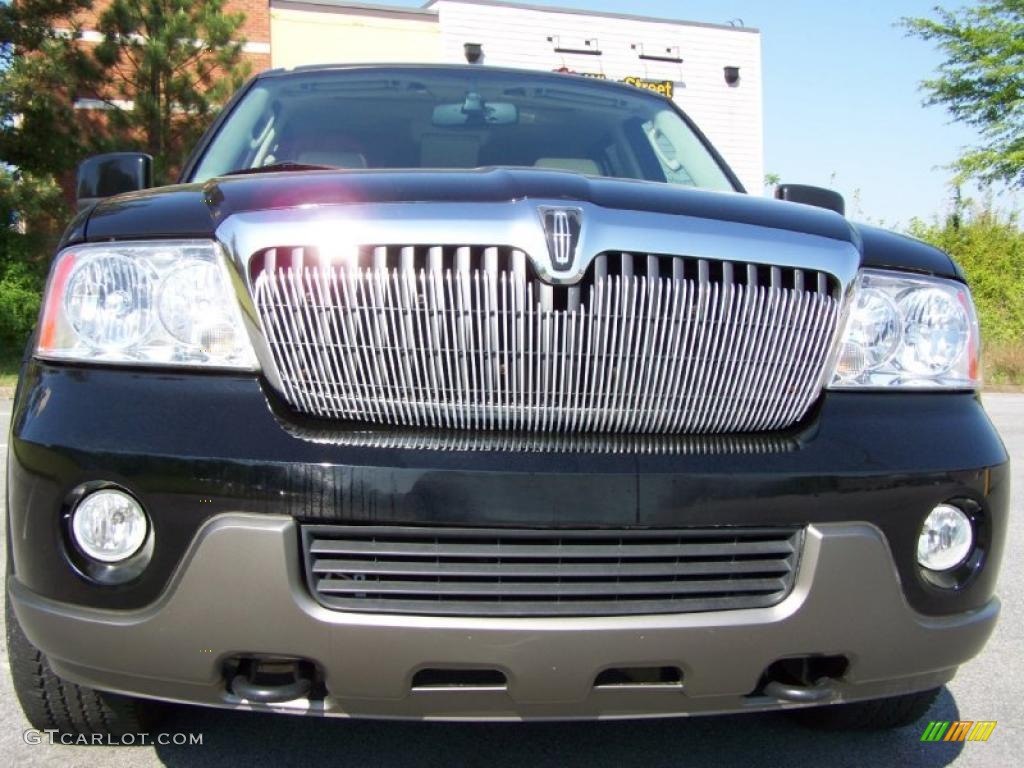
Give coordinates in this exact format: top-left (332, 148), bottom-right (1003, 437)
top-left (302, 525), bottom-right (804, 617)
top-left (252, 246), bottom-right (841, 434)
top-left (280, 424), bottom-right (798, 455)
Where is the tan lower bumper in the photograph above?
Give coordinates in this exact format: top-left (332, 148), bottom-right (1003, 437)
top-left (9, 514), bottom-right (999, 721)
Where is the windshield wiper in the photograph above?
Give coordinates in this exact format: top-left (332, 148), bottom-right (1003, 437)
top-left (222, 161), bottom-right (337, 176)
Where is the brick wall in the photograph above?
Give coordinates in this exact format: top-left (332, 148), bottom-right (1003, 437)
top-left (75, 1), bottom-right (270, 37)
top-left (231, 0), bottom-right (273, 72)
top-left (69, 1), bottom-right (272, 75)
top-left (74, 1), bottom-right (271, 48)
top-left (230, 0), bottom-right (272, 44)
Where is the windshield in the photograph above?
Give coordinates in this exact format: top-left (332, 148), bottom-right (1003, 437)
top-left (189, 67), bottom-right (737, 192)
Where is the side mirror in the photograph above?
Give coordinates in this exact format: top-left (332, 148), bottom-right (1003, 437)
top-left (774, 183), bottom-right (845, 216)
top-left (76, 152), bottom-right (153, 210)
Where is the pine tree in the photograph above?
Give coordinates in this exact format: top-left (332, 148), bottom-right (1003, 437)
top-left (0, 1), bottom-right (102, 176)
top-left (94, 0), bottom-right (251, 183)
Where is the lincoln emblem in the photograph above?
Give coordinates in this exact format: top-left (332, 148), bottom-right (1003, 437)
top-left (539, 207), bottom-right (583, 269)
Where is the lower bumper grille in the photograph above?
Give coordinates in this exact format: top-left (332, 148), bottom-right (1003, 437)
top-left (302, 525), bottom-right (804, 617)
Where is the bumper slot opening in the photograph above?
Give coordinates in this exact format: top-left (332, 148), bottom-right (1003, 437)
top-left (225, 655), bottom-right (324, 703)
top-left (594, 666), bottom-right (684, 689)
top-left (411, 668), bottom-right (508, 691)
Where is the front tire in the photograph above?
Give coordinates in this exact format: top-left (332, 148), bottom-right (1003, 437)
top-left (6, 594), bottom-right (161, 738)
top-left (789, 688), bottom-right (940, 730)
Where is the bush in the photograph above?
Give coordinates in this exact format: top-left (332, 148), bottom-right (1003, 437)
top-left (0, 260), bottom-right (42, 356)
top-left (1, 169), bottom-right (64, 359)
top-left (984, 342), bottom-right (1024, 386)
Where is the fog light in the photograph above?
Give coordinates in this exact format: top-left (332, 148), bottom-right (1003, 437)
top-left (917, 504), bottom-right (973, 571)
top-left (71, 489), bottom-right (148, 563)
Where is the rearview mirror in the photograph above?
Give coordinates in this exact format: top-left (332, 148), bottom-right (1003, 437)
top-left (774, 184), bottom-right (845, 216)
top-left (432, 97), bottom-right (518, 127)
top-left (76, 152), bottom-right (153, 210)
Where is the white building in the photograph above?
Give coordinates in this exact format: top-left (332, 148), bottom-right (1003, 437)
top-left (269, 0), bottom-right (764, 191)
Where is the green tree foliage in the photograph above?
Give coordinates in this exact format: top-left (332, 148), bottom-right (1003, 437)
top-left (908, 204), bottom-right (1024, 344)
top-left (0, 1), bottom-right (251, 357)
top-left (94, 0), bottom-right (250, 183)
top-left (902, 1), bottom-right (1024, 187)
top-left (0, 0), bottom-right (102, 176)
top-left (0, 258), bottom-right (43, 357)
top-left (0, 169), bottom-right (64, 354)
top-left (1, 2), bottom-right (98, 355)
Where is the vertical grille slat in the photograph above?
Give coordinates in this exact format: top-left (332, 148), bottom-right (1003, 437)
top-left (254, 247), bottom-right (841, 434)
top-left (302, 525), bottom-right (804, 617)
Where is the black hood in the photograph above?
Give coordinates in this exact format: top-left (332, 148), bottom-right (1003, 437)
top-left (74, 168), bottom-right (959, 279)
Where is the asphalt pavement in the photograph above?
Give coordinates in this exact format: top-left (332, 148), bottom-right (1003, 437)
top-left (0, 394), bottom-right (1020, 767)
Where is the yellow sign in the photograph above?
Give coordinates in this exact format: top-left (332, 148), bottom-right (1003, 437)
top-left (622, 76), bottom-right (674, 99)
top-left (553, 68), bottom-right (675, 99)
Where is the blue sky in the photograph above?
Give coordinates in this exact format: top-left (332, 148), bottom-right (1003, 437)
top-left (394, 0), bottom-right (1020, 226)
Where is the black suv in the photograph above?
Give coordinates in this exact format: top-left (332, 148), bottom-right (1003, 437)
top-left (5, 65), bottom-right (1008, 735)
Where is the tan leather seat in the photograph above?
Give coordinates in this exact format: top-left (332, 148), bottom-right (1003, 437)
top-left (533, 157), bottom-right (601, 175)
top-left (296, 150), bottom-right (368, 169)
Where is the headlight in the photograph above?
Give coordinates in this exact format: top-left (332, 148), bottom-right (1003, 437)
top-left (37, 240), bottom-right (258, 370)
top-left (828, 269), bottom-right (979, 389)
